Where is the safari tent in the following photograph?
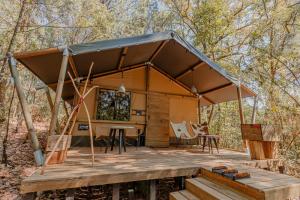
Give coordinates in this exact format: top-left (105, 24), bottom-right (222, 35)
top-left (12, 31), bottom-right (255, 147)
top-left (8, 31), bottom-right (300, 200)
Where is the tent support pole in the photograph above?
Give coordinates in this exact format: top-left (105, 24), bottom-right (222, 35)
top-left (237, 86), bottom-right (245, 124)
top-left (44, 87), bottom-right (60, 134)
top-left (63, 101), bottom-right (70, 119)
top-left (7, 53), bottom-right (44, 166)
top-left (198, 98), bottom-right (201, 124)
top-left (251, 96), bottom-right (257, 124)
top-left (208, 104), bottom-right (215, 126)
top-left (237, 86), bottom-right (247, 149)
top-left (145, 65), bottom-right (150, 146)
top-left (49, 47), bottom-right (69, 135)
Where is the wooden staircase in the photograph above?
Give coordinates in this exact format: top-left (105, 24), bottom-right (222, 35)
top-left (170, 177), bottom-right (255, 200)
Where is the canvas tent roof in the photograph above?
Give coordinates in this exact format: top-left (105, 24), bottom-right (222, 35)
top-left (14, 31), bottom-right (255, 106)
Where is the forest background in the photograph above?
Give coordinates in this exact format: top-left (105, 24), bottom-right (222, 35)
top-left (0, 0), bottom-right (300, 197)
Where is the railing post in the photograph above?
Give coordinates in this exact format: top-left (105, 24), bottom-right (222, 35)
top-left (49, 47), bottom-right (69, 135)
top-left (7, 53), bottom-right (44, 166)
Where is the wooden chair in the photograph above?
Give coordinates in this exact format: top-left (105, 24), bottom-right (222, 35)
top-left (190, 122), bottom-right (220, 154)
top-left (170, 121), bottom-right (198, 146)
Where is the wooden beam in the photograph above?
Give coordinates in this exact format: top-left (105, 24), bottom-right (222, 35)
top-left (149, 40), bottom-right (168, 62)
top-left (200, 95), bottom-right (215, 104)
top-left (45, 87), bottom-right (54, 110)
top-left (151, 64), bottom-right (195, 96)
top-left (251, 96), bottom-right (257, 124)
top-left (149, 180), bottom-right (156, 200)
top-left (92, 63), bottom-right (145, 79)
top-left (208, 105), bottom-right (215, 126)
top-left (152, 64), bottom-right (215, 104)
top-left (68, 56), bottom-right (79, 78)
top-left (237, 86), bottom-right (245, 124)
top-left (63, 101), bottom-right (70, 119)
top-left (13, 47), bottom-right (59, 59)
top-left (49, 47), bottom-right (69, 136)
top-left (112, 184), bottom-right (120, 200)
top-left (198, 98), bottom-right (201, 124)
top-left (118, 47), bottom-right (128, 70)
top-left (145, 65), bottom-right (150, 118)
top-left (47, 63), bottom-right (146, 88)
top-left (198, 83), bottom-right (233, 96)
top-left (7, 53), bottom-right (43, 166)
top-left (44, 87), bottom-right (60, 134)
top-left (175, 61), bottom-right (205, 80)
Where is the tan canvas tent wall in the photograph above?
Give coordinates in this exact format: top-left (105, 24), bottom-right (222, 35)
top-left (12, 31), bottom-right (256, 147)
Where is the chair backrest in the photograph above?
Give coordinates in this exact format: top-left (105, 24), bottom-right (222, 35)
top-left (190, 122), bottom-right (208, 135)
top-left (170, 121), bottom-right (190, 138)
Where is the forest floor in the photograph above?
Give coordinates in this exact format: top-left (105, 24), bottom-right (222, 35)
top-left (1, 121), bottom-right (300, 200)
top-left (0, 121), bottom-right (47, 200)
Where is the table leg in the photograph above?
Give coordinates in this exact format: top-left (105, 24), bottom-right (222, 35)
top-left (209, 138), bottom-right (213, 154)
top-left (202, 136), bottom-right (207, 152)
top-left (122, 130), bottom-right (126, 152)
top-left (105, 129), bottom-right (113, 153)
top-left (136, 129), bottom-right (140, 149)
top-left (119, 129), bottom-right (122, 154)
top-left (213, 138), bottom-right (219, 153)
top-left (111, 129), bottom-right (116, 151)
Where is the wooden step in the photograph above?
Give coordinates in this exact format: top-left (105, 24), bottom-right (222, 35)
top-left (186, 177), bottom-right (254, 200)
top-left (170, 190), bottom-right (200, 200)
top-left (170, 191), bottom-right (188, 200)
top-left (179, 190), bottom-right (201, 200)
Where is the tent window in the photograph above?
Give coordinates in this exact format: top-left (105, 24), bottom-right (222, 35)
top-left (95, 89), bottom-right (131, 121)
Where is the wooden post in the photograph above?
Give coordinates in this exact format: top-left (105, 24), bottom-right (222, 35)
top-left (49, 47), bottom-right (69, 135)
top-left (198, 98), bottom-right (201, 124)
top-left (149, 180), bottom-right (156, 200)
top-left (251, 96), bottom-right (257, 124)
top-left (208, 104), bottom-right (215, 126)
top-left (63, 101), bottom-right (70, 119)
top-left (237, 86), bottom-right (247, 149)
top-left (145, 65), bottom-right (150, 146)
top-left (7, 53), bottom-right (43, 166)
top-left (237, 86), bottom-right (244, 124)
top-left (112, 184), bottom-right (120, 200)
top-left (44, 87), bottom-right (60, 134)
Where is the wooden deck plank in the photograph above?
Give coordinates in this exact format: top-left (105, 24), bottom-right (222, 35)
top-left (20, 147), bottom-right (300, 200)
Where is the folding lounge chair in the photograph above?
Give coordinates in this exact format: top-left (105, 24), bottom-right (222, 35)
top-left (170, 121), bottom-right (198, 146)
top-left (190, 122), bottom-right (220, 153)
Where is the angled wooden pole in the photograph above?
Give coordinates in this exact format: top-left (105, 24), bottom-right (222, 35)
top-left (44, 87), bottom-right (60, 134)
top-left (251, 96), bottom-right (257, 124)
top-left (63, 101), bottom-right (70, 119)
top-left (49, 47), bottom-right (69, 135)
top-left (237, 86), bottom-right (247, 149)
top-left (237, 86), bottom-right (244, 124)
top-left (7, 53), bottom-right (44, 166)
top-left (208, 104), bottom-right (215, 126)
top-left (198, 97), bottom-right (201, 124)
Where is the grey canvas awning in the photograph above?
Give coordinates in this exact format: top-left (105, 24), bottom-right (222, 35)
top-left (14, 31), bottom-right (255, 105)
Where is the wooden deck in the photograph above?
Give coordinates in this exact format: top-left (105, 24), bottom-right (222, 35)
top-left (21, 147), bottom-right (300, 199)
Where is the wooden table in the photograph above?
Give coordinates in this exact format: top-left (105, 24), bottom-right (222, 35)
top-left (102, 125), bottom-right (135, 154)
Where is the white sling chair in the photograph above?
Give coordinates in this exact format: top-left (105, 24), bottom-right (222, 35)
top-left (170, 121), bottom-right (198, 146)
